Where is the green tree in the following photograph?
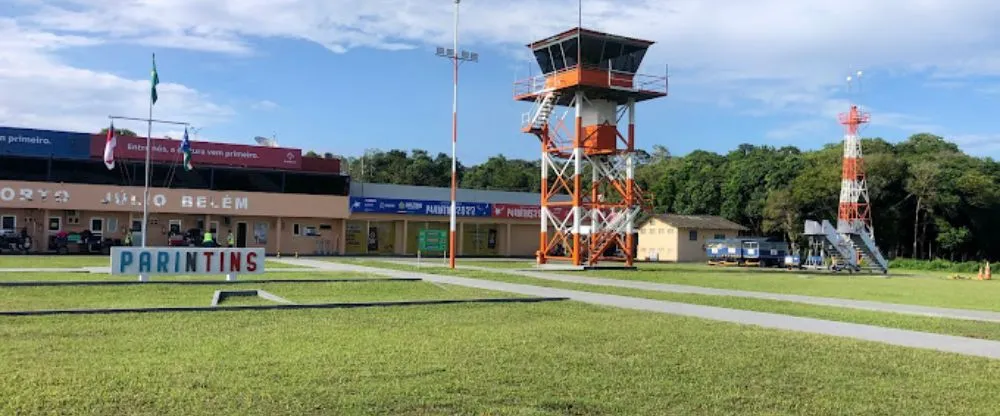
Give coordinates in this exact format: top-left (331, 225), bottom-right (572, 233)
top-left (338, 133), bottom-right (1000, 262)
top-left (99, 127), bottom-right (138, 137)
top-left (762, 188), bottom-right (802, 252)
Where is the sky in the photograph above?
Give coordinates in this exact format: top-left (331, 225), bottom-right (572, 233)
top-left (2, 0), bottom-right (1000, 163)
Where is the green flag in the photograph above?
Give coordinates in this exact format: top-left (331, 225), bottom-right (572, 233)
top-left (150, 54), bottom-right (160, 105)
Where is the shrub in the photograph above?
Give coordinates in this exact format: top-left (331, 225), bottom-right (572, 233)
top-left (889, 258), bottom-right (985, 273)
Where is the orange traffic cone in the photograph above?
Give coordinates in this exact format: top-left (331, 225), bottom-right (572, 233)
top-left (986, 262), bottom-right (993, 280)
top-left (978, 266), bottom-right (984, 280)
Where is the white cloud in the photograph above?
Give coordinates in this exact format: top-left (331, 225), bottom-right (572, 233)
top-left (764, 120), bottom-right (828, 141)
top-left (5, 0), bottom-right (1000, 154)
top-left (251, 100), bottom-right (279, 111)
top-left (0, 18), bottom-right (232, 136)
top-left (20, 0), bottom-right (1000, 78)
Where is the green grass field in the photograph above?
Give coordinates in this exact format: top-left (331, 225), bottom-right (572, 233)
top-left (442, 259), bottom-right (1000, 312)
top-left (590, 264), bottom-right (1000, 312)
top-left (0, 270), bottom-right (374, 282)
top-left (0, 255), bottom-right (295, 269)
top-left (344, 259), bottom-right (1000, 342)
top-left (5, 301), bottom-right (1000, 415)
top-left (6, 257), bottom-right (1000, 414)
top-left (0, 279), bottom-right (517, 311)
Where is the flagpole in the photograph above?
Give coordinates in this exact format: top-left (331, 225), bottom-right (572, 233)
top-left (141, 99), bottom-right (152, 248)
top-left (141, 53), bottom-right (155, 249)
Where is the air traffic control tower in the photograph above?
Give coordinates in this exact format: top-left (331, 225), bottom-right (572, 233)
top-left (514, 27), bottom-right (667, 267)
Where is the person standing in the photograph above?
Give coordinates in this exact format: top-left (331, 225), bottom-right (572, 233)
top-left (227, 230), bottom-right (235, 248)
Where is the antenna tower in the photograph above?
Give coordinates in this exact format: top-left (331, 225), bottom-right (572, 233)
top-left (837, 71), bottom-right (874, 238)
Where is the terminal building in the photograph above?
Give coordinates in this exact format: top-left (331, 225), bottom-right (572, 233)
top-left (0, 125), bottom-right (745, 261)
top-left (0, 125), bottom-right (564, 257)
top-left (0, 125), bottom-right (350, 255)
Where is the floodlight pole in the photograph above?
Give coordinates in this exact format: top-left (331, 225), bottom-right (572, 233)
top-left (436, 0), bottom-right (478, 269)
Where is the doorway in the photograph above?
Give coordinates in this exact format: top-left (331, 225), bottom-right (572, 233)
top-left (236, 222), bottom-right (248, 248)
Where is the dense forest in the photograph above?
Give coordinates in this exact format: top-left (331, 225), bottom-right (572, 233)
top-left (327, 133), bottom-right (1000, 262)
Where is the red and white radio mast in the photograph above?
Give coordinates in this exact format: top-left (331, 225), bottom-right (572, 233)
top-left (837, 71), bottom-right (873, 237)
top-left (835, 71), bottom-right (888, 273)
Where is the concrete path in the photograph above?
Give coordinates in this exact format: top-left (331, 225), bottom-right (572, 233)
top-left (273, 258), bottom-right (1000, 360)
top-left (384, 259), bottom-right (1000, 324)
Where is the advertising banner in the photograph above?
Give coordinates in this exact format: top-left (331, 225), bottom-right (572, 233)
top-left (491, 203), bottom-right (571, 220)
top-left (111, 247), bottom-right (265, 275)
top-left (0, 126), bottom-right (91, 160)
top-left (349, 197), bottom-right (491, 217)
top-left (90, 134), bottom-right (302, 170)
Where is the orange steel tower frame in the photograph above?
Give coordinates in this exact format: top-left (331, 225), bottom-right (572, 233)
top-left (837, 72), bottom-right (873, 237)
top-left (513, 28), bottom-right (667, 266)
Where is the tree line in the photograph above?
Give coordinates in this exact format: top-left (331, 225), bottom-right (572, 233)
top-left (97, 127), bottom-right (1000, 261)
top-left (335, 134), bottom-right (1000, 262)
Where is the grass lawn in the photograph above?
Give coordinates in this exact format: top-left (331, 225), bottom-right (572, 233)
top-left (4, 302), bottom-right (1000, 414)
top-left (0, 255), bottom-right (296, 269)
top-left (348, 259), bottom-right (1000, 342)
top-left (0, 279), bottom-right (519, 311)
top-left (526, 261), bottom-right (1000, 312)
top-left (0, 270), bottom-right (367, 283)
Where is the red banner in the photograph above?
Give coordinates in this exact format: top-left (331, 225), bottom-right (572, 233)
top-left (492, 203), bottom-right (570, 220)
top-left (91, 135), bottom-right (302, 170)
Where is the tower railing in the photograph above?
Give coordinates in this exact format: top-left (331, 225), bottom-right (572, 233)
top-left (513, 64), bottom-right (668, 98)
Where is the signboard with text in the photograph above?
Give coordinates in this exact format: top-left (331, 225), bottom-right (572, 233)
top-left (101, 190), bottom-right (250, 212)
top-left (111, 247), bottom-right (265, 275)
top-left (349, 197), bottom-right (491, 217)
top-left (0, 126), bottom-right (91, 160)
top-left (492, 203), bottom-right (571, 220)
top-left (418, 229), bottom-right (447, 251)
top-left (90, 135), bottom-right (302, 170)
top-left (0, 180), bottom-right (351, 218)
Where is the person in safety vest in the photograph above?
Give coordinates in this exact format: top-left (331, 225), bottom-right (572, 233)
top-left (123, 230), bottom-right (132, 246)
top-left (227, 230), bottom-right (234, 248)
top-left (202, 230), bottom-right (214, 247)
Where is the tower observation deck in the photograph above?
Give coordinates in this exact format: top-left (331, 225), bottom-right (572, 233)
top-left (513, 27), bottom-right (668, 267)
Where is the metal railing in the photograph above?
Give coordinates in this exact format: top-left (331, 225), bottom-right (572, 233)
top-left (513, 66), bottom-right (576, 98)
top-left (513, 64), bottom-right (669, 98)
top-left (853, 228), bottom-right (888, 270)
top-left (822, 220), bottom-right (858, 266)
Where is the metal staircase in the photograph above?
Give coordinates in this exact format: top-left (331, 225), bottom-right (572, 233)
top-left (522, 91), bottom-right (560, 133)
top-left (803, 220), bottom-right (858, 271)
top-left (838, 220), bottom-right (888, 273)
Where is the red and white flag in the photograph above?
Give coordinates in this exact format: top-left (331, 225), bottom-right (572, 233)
top-left (103, 122), bottom-right (117, 170)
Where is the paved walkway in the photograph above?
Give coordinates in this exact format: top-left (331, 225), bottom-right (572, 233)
top-left (384, 259), bottom-right (1000, 324)
top-left (273, 258), bottom-right (1000, 360)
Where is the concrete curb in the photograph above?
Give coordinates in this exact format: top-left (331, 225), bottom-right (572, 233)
top-left (0, 297), bottom-right (568, 317)
top-left (210, 289), bottom-right (295, 306)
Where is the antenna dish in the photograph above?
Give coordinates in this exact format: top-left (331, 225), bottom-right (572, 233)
top-left (254, 136), bottom-right (279, 147)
